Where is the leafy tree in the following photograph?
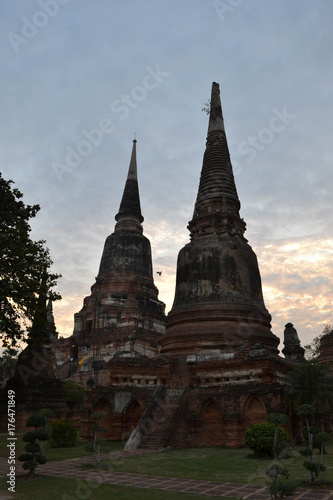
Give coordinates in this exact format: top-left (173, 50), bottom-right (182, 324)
top-left (265, 413), bottom-right (297, 500)
top-left (297, 404), bottom-right (327, 484)
top-left (304, 335), bottom-right (322, 361)
top-left (0, 173), bottom-right (61, 351)
top-left (49, 419), bottom-right (77, 447)
top-left (304, 325), bottom-right (332, 361)
top-left (85, 411), bottom-right (110, 466)
top-left (0, 348), bottom-right (20, 380)
top-left (316, 432), bottom-right (331, 471)
top-left (286, 364), bottom-right (333, 482)
top-left (285, 362), bottom-right (333, 411)
top-left (63, 380), bottom-right (85, 409)
top-left (18, 413), bottom-right (49, 479)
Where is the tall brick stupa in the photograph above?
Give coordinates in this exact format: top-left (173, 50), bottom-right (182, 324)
top-left (161, 82), bottom-right (280, 356)
top-left (53, 140), bottom-right (166, 380)
top-left (74, 139), bottom-right (165, 356)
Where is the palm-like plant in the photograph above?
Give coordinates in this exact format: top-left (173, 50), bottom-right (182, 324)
top-left (285, 362), bottom-right (333, 410)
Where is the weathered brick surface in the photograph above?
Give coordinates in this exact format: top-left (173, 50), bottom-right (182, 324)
top-left (319, 330), bottom-right (333, 369)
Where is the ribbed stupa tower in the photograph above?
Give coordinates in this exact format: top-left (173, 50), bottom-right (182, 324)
top-left (161, 83), bottom-right (279, 356)
top-left (73, 140), bottom-right (165, 357)
top-left (98, 139), bottom-right (151, 277)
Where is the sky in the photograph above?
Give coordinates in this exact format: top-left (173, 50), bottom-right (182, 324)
top-left (1, 0), bottom-right (333, 351)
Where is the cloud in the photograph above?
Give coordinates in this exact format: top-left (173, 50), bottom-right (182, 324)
top-left (256, 238), bottom-right (333, 345)
top-left (1, 0), bottom-right (332, 349)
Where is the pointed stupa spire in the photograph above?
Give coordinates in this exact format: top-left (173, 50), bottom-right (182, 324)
top-left (161, 82), bottom-right (279, 357)
top-left (207, 81), bottom-right (226, 134)
top-left (29, 272), bottom-right (50, 346)
top-left (47, 298), bottom-right (58, 339)
top-left (115, 139), bottom-right (144, 233)
top-left (188, 82), bottom-right (244, 239)
top-left (98, 139), bottom-right (154, 277)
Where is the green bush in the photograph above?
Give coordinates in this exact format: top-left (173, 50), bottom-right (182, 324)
top-left (26, 414), bottom-right (46, 428)
top-left (63, 381), bottom-right (85, 404)
top-left (34, 429), bottom-right (49, 441)
top-left (25, 443), bottom-right (41, 454)
top-left (299, 447), bottom-right (313, 457)
top-left (245, 422), bottom-right (289, 457)
top-left (18, 453), bottom-right (31, 462)
top-left (36, 454), bottom-right (47, 465)
top-left (49, 419), bottom-right (78, 447)
top-left (268, 479), bottom-right (297, 499)
top-left (23, 431), bottom-right (38, 443)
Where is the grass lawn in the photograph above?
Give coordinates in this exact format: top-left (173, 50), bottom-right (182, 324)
top-left (108, 443), bottom-right (333, 486)
top-left (0, 477), bottom-right (238, 500)
top-left (0, 433), bottom-right (123, 461)
top-left (1, 434), bottom-right (332, 498)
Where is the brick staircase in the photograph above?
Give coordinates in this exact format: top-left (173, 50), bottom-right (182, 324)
top-left (124, 386), bottom-right (184, 450)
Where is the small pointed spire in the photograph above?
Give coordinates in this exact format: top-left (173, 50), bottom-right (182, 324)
top-left (47, 298), bottom-right (58, 339)
top-left (188, 82), bottom-right (244, 239)
top-left (115, 139), bottom-right (144, 233)
top-left (127, 138), bottom-right (138, 180)
top-left (207, 82), bottom-right (225, 134)
top-left (29, 272), bottom-right (50, 345)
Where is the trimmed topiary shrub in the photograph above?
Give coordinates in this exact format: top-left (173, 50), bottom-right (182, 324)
top-left (18, 413), bottom-right (49, 479)
top-left (84, 411), bottom-right (110, 466)
top-left (297, 404), bottom-right (330, 484)
top-left (49, 419), bottom-right (78, 447)
top-left (245, 421), bottom-right (289, 457)
top-left (37, 408), bottom-right (54, 456)
top-left (264, 414), bottom-right (297, 499)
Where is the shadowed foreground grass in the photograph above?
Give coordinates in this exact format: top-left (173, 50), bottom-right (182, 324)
top-left (109, 444), bottom-right (333, 485)
top-left (2, 433), bottom-right (332, 486)
top-left (0, 433), bottom-right (123, 461)
top-left (1, 435), bottom-right (332, 499)
top-left (0, 477), bottom-right (238, 500)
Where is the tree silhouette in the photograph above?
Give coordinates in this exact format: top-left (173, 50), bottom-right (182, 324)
top-left (285, 362), bottom-right (333, 410)
top-left (0, 173), bottom-right (61, 351)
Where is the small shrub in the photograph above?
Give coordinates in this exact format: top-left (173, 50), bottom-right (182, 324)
top-left (268, 479), bottom-right (298, 499)
top-left (299, 447), bottom-right (313, 457)
top-left (49, 419), bottom-right (78, 447)
top-left (245, 422), bottom-right (289, 457)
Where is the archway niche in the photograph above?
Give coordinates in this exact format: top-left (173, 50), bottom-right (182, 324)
top-left (243, 395), bottom-right (267, 435)
top-left (199, 398), bottom-right (225, 446)
top-left (93, 398), bottom-right (113, 439)
top-left (122, 400), bottom-right (143, 441)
